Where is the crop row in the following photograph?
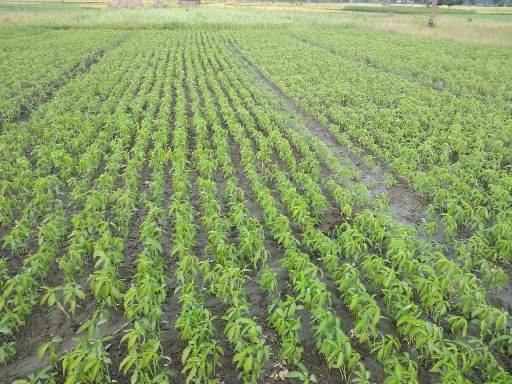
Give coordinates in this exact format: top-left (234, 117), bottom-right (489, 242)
top-left (1, 30), bottom-right (511, 384)
top-left (229, 31), bottom-right (512, 275)
top-left (290, 29), bottom-right (512, 110)
top-left (202, 33), bottom-right (511, 382)
top-left (0, 29), bottom-right (127, 125)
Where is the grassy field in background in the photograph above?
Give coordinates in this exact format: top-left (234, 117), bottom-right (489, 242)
top-left (0, 1), bottom-right (511, 46)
